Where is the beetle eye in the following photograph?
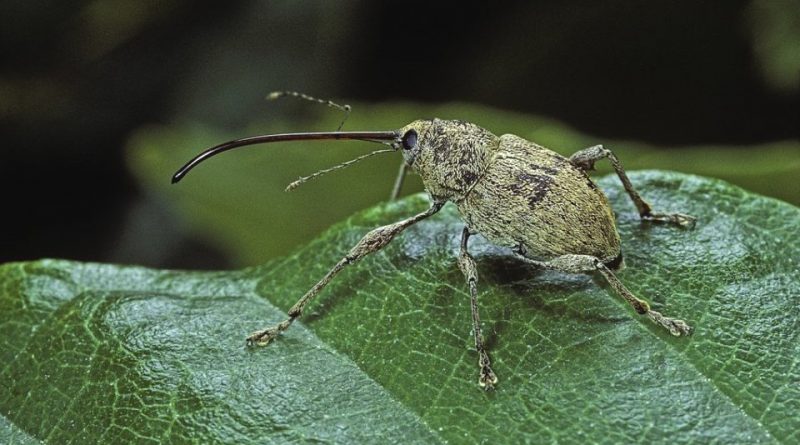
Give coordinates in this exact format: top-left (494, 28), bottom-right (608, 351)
top-left (401, 129), bottom-right (417, 150)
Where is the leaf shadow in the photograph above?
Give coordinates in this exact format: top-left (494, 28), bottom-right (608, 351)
top-left (474, 253), bottom-right (631, 346)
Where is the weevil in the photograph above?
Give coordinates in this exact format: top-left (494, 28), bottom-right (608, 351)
top-left (172, 99), bottom-right (695, 390)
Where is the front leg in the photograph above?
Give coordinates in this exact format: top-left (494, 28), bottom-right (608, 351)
top-left (247, 200), bottom-right (444, 346)
top-left (458, 227), bottom-right (498, 390)
top-left (569, 145), bottom-right (696, 227)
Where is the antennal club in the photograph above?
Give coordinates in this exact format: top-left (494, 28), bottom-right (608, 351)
top-left (267, 91), bottom-right (352, 131)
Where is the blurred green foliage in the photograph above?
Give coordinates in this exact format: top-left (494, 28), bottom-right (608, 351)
top-left (747, 0), bottom-right (800, 93)
top-left (127, 101), bottom-right (799, 266)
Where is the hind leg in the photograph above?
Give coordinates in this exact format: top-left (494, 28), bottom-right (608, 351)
top-left (516, 253), bottom-right (692, 336)
top-left (569, 145), bottom-right (695, 227)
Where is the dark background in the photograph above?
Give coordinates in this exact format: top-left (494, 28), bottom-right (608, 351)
top-left (2, 0), bottom-right (798, 269)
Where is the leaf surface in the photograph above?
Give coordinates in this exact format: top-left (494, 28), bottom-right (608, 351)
top-left (2, 172), bottom-right (798, 443)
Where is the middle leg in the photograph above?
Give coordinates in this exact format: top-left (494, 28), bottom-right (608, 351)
top-left (458, 227), bottom-right (498, 390)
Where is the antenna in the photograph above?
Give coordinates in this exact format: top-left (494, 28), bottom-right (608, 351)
top-left (285, 148), bottom-right (394, 191)
top-left (267, 91), bottom-right (352, 131)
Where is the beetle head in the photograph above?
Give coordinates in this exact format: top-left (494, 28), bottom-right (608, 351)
top-left (398, 118), bottom-right (499, 200)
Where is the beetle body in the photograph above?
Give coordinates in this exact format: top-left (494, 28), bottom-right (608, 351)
top-left (400, 119), bottom-right (621, 266)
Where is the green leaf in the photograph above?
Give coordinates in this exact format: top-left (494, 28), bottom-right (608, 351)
top-left (0, 263), bottom-right (439, 444)
top-left (127, 102), bottom-right (800, 265)
top-left (2, 171), bottom-right (799, 443)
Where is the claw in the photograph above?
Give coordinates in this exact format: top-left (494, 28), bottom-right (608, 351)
top-left (664, 317), bottom-right (693, 336)
top-left (647, 310), bottom-right (693, 336)
top-left (643, 212), bottom-right (697, 228)
top-left (478, 366), bottom-right (499, 391)
top-left (670, 213), bottom-right (697, 228)
top-left (246, 328), bottom-right (280, 347)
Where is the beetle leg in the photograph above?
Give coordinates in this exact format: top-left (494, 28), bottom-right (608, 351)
top-left (515, 253), bottom-right (692, 336)
top-left (569, 145), bottom-right (696, 227)
top-left (389, 161), bottom-right (408, 200)
top-left (247, 200), bottom-right (444, 346)
top-left (458, 227), bottom-right (498, 390)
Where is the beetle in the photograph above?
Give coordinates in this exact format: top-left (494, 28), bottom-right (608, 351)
top-left (172, 116), bottom-right (695, 390)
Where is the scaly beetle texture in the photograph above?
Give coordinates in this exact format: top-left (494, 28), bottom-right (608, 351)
top-left (172, 103), bottom-right (696, 390)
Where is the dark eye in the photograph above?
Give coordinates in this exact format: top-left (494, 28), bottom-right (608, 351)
top-left (401, 129), bottom-right (417, 150)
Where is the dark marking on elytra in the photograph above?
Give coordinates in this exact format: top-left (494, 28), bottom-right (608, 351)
top-left (509, 173), bottom-right (554, 209)
top-left (461, 170), bottom-right (479, 187)
top-left (528, 164), bottom-right (559, 175)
